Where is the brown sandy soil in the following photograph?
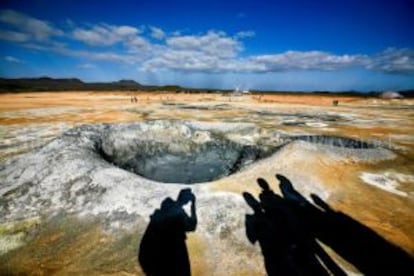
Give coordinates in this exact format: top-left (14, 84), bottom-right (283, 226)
top-left (253, 93), bottom-right (361, 105)
top-left (0, 91), bottom-right (364, 111)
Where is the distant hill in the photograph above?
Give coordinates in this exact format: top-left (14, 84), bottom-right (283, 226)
top-left (0, 77), bottom-right (154, 92)
top-left (399, 90), bottom-right (414, 98)
top-left (0, 77), bottom-right (413, 96)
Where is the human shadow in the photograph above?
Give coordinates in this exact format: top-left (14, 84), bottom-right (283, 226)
top-left (244, 174), bottom-right (414, 275)
top-left (244, 177), bottom-right (344, 275)
top-left (138, 188), bottom-right (197, 276)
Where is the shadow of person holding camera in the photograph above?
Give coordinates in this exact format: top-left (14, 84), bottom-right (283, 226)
top-left (138, 188), bottom-right (197, 276)
top-left (244, 174), bottom-right (414, 275)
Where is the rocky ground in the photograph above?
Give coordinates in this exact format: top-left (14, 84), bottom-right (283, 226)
top-left (0, 92), bottom-right (413, 275)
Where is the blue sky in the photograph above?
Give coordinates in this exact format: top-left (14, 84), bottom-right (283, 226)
top-left (0, 0), bottom-right (413, 91)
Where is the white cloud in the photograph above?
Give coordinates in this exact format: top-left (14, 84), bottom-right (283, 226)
top-left (115, 25), bottom-right (140, 37)
top-left (127, 36), bottom-right (152, 53)
top-left (71, 23), bottom-right (153, 56)
top-left (72, 26), bottom-right (110, 45)
top-left (366, 48), bottom-right (414, 74)
top-left (72, 24), bottom-right (141, 46)
top-left (24, 43), bottom-right (140, 64)
top-left (4, 56), bottom-right (22, 63)
top-left (142, 42), bottom-right (413, 75)
top-left (0, 30), bottom-right (30, 42)
top-left (143, 50), bottom-right (223, 72)
top-left (235, 30), bottom-right (255, 39)
top-left (166, 30), bottom-right (242, 58)
top-left (0, 9), bottom-right (62, 41)
top-left (149, 26), bottom-right (165, 40)
top-left (247, 51), bottom-right (367, 72)
top-left (143, 47), bottom-right (368, 73)
top-left (142, 31), bottom-right (246, 72)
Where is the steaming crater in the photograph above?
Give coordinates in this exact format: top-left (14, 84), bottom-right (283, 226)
top-left (100, 125), bottom-right (269, 184)
top-left (96, 121), bottom-right (388, 183)
top-left (103, 138), bottom-right (265, 184)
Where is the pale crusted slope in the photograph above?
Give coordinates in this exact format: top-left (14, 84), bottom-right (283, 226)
top-left (0, 120), bottom-right (407, 275)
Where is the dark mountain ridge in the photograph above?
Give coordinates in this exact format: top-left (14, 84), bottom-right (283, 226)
top-left (0, 77), bottom-right (413, 96)
top-left (0, 77), bottom-right (153, 92)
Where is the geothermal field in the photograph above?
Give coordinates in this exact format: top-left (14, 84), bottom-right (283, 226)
top-left (0, 91), bottom-right (413, 275)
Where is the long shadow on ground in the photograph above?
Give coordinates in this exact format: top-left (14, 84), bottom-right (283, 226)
top-left (243, 174), bottom-right (414, 275)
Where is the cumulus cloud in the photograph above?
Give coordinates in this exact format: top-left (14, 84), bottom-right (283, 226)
top-left (72, 24), bottom-right (141, 46)
top-left (247, 51), bottom-right (367, 72)
top-left (127, 36), bottom-right (152, 52)
top-left (143, 50), bottom-right (224, 72)
top-left (0, 9), bottom-right (62, 41)
top-left (149, 26), bottom-right (165, 40)
top-left (71, 23), bottom-right (153, 57)
top-left (4, 55), bottom-right (22, 63)
top-left (143, 50), bottom-right (367, 73)
top-left (366, 48), bottom-right (414, 74)
top-left (143, 31), bottom-right (245, 72)
top-left (166, 31), bottom-right (242, 58)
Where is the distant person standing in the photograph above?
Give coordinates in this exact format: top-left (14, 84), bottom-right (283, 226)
top-left (139, 189), bottom-right (197, 276)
